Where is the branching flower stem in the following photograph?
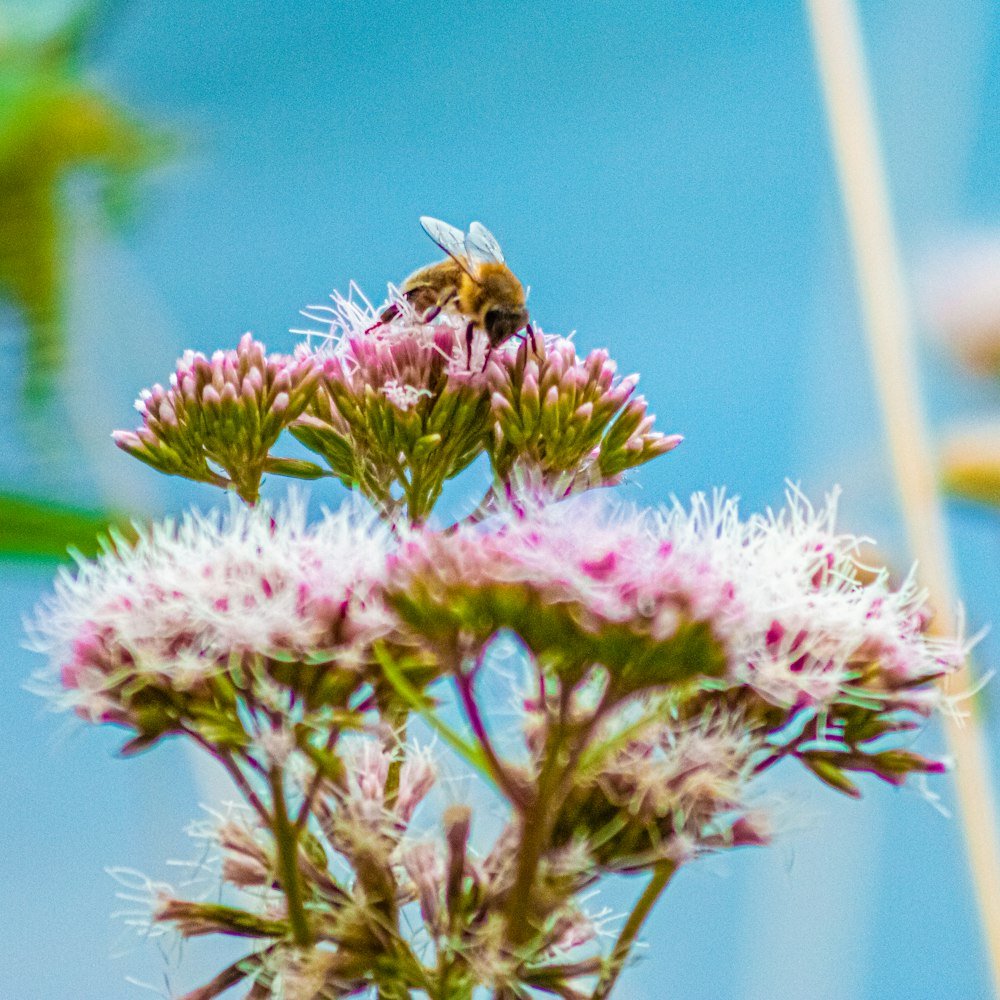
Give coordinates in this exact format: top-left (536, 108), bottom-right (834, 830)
top-left (504, 725), bottom-right (568, 944)
top-left (454, 665), bottom-right (529, 808)
top-left (384, 710), bottom-right (408, 809)
top-left (184, 730), bottom-right (271, 826)
top-left (591, 860), bottom-right (676, 1000)
top-left (503, 684), bottom-right (607, 949)
top-left (268, 764), bottom-right (313, 947)
top-left (295, 723), bottom-right (342, 831)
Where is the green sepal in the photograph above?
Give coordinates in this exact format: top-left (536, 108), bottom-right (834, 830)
top-left (118, 732), bottom-right (165, 756)
top-left (157, 900), bottom-right (289, 939)
top-left (186, 701), bottom-right (251, 751)
top-left (263, 456), bottom-right (330, 480)
top-left (413, 433), bottom-right (442, 460)
top-left (803, 754), bottom-right (861, 798)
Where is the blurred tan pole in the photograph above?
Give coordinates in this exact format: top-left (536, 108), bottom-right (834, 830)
top-left (805, 0), bottom-right (1000, 990)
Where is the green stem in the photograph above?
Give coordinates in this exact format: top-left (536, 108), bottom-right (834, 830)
top-left (503, 684), bottom-right (601, 949)
top-left (591, 860), bottom-right (676, 1000)
top-left (185, 734), bottom-right (270, 826)
top-left (268, 765), bottom-right (313, 947)
top-left (504, 727), bottom-right (566, 944)
top-left (383, 710), bottom-right (408, 811)
top-left (454, 669), bottom-right (529, 809)
top-left (295, 723), bottom-right (341, 831)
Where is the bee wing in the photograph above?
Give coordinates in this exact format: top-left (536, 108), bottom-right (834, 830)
top-left (466, 221), bottom-right (506, 264)
top-left (420, 216), bottom-right (473, 269)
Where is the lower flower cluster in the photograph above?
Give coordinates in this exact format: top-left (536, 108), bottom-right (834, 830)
top-left (28, 485), bottom-right (962, 998)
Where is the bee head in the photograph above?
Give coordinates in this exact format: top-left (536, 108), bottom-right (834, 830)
top-left (484, 305), bottom-right (530, 348)
top-left (462, 263), bottom-right (528, 348)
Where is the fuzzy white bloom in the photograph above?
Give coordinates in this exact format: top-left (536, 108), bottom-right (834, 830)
top-left (594, 700), bottom-right (763, 861)
top-left (393, 488), bottom-right (964, 713)
top-left (27, 493), bottom-right (395, 722)
top-left (268, 949), bottom-right (342, 1000)
top-left (639, 708), bottom-right (755, 810)
top-left (336, 736), bottom-right (438, 829)
top-left (654, 488), bottom-right (964, 708)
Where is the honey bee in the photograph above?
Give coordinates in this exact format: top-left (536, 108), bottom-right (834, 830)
top-left (380, 216), bottom-right (537, 365)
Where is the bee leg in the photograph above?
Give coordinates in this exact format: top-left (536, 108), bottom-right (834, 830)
top-left (365, 303), bottom-right (399, 334)
top-left (423, 289), bottom-right (457, 325)
top-left (465, 321), bottom-right (476, 367)
top-left (526, 323), bottom-right (541, 354)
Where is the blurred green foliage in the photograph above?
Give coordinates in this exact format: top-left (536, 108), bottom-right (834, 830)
top-left (0, 1), bottom-right (171, 410)
top-left (0, 490), bottom-right (134, 561)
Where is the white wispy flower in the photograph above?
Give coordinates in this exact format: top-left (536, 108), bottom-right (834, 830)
top-left (598, 702), bottom-right (760, 827)
top-left (393, 487), bottom-right (964, 712)
top-left (332, 736), bottom-right (438, 831)
top-left (27, 492), bottom-right (395, 722)
top-left (669, 488), bottom-right (964, 708)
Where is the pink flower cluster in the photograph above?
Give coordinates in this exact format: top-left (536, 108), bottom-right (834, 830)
top-left (290, 290), bottom-right (680, 519)
top-left (389, 491), bottom-right (964, 713)
top-left (113, 333), bottom-right (321, 501)
top-left (28, 495), bottom-right (394, 726)
top-left (488, 337), bottom-right (682, 491)
top-left (30, 487), bottom-right (961, 778)
top-left (290, 296), bottom-right (493, 517)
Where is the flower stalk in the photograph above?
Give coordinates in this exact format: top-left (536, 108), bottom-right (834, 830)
top-left (268, 764), bottom-right (313, 948)
top-left (807, 3), bottom-right (1000, 990)
top-left (592, 861), bottom-right (676, 1000)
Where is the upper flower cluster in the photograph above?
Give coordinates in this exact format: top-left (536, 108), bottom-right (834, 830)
top-left (111, 289), bottom-right (678, 522)
top-left (295, 289), bottom-right (679, 519)
top-left (113, 333), bottom-right (323, 503)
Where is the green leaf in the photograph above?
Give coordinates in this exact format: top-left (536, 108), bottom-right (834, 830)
top-left (0, 491), bottom-right (135, 562)
top-left (0, 4), bottom-right (175, 412)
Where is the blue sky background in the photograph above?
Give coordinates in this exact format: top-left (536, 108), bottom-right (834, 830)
top-left (3, 1), bottom-right (1000, 997)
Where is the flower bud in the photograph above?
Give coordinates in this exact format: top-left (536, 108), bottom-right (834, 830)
top-left (113, 334), bottom-right (320, 503)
